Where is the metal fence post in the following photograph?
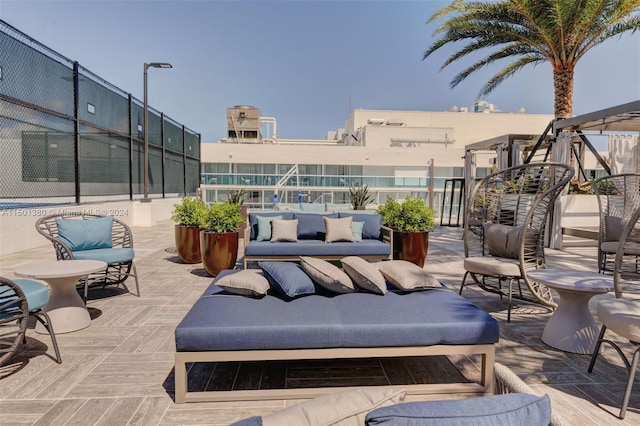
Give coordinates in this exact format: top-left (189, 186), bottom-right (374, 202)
top-left (73, 61), bottom-right (81, 204)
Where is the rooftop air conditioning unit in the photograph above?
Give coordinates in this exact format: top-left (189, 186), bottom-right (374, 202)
top-left (367, 118), bottom-right (385, 125)
top-left (385, 119), bottom-right (405, 126)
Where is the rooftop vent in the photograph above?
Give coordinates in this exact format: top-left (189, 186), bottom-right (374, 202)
top-left (367, 118), bottom-right (385, 125)
top-left (385, 119), bottom-right (405, 126)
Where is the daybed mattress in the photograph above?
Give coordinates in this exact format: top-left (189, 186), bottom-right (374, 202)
top-left (175, 271), bottom-right (499, 352)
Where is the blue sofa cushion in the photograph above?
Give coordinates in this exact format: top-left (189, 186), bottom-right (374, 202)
top-left (249, 212), bottom-right (294, 240)
top-left (365, 393), bottom-right (551, 426)
top-left (245, 240), bottom-right (391, 257)
top-left (338, 213), bottom-right (383, 240)
top-left (71, 247), bottom-right (134, 265)
top-left (56, 216), bottom-right (113, 251)
top-left (293, 213), bottom-right (338, 239)
top-left (258, 261), bottom-right (315, 299)
top-left (175, 286), bottom-right (500, 352)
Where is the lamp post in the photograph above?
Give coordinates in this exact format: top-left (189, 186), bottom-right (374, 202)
top-left (142, 62), bottom-right (172, 202)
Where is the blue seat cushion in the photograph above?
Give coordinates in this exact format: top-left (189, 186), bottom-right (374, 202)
top-left (175, 282), bottom-right (500, 352)
top-left (248, 212), bottom-right (294, 240)
top-left (338, 213), bottom-right (383, 240)
top-left (365, 393), bottom-right (551, 426)
top-left (56, 216), bottom-right (114, 251)
top-left (293, 213), bottom-right (338, 239)
top-left (245, 240), bottom-right (391, 257)
top-left (71, 248), bottom-right (134, 265)
top-left (0, 279), bottom-right (50, 312)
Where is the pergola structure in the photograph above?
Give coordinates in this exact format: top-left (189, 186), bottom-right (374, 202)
top-left (464, 100), bottom-right (640, 248)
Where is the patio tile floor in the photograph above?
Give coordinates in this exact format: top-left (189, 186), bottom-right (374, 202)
top-left (0, 222), bottom-right (638, 424)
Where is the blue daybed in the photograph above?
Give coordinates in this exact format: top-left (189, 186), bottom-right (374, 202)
top-left (174, 270), bottom-right (500, 403)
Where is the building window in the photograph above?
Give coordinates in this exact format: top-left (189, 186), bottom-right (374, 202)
top-left (87, 103), bottom-right (95, 114)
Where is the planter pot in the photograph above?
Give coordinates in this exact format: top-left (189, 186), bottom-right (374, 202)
top-left (200, 230), bottom-right (239, 276)
top-left (355, 206), bottom-right (366, 211)
top-left (174, 225), bottom-right (201, 264)
top-left (393, 231), bottom-right (429, 268)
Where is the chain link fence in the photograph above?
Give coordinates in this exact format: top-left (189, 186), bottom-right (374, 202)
top-left (0, 20), bottom-right (201, 210)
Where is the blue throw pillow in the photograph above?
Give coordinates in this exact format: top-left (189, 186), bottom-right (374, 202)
top-left (258, 261), bottom-right (315, 299)
top-left (352, 221), bottom-right (365, 242)
top-left (365, 393), bottom-right (551, 426)
top-left (256, 215), bottom-right (282, 241)
top-left (56, 216), bottom-right (114, 251)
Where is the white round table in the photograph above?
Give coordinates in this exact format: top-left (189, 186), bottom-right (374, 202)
top-left (528, 269), bottom-right (613, 354)
top-left (14, 260), bottom-right (107, 334)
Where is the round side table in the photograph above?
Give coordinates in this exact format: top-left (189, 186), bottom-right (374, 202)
top-left (14, 260), bottom-right (107, 334)
top-left (528, 269), bottom-right (612, 354)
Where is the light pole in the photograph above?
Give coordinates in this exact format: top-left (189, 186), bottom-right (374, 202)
top-left (142, 62), bottom-right (172, 202)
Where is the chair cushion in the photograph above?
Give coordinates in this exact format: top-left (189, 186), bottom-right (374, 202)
top-left (8, 279), bottom-right (49, 311)
top-left (300, 256), bottom-right (355, 293)
top-left (377, 260), bottom-right (441, 291)
top-left (338, 213), bottom-right (383, 240)
top-left (365, 393), bottom-right (551, 426)
top-left (229, 416), bottom-right (262, 426)
top-left (71, 247), bottom-right (134, 265)
top-left (256, 215), bottom-right (282, 242)
top-left (600, 241), bottom-right (640, 255)
top-left (604, 215), bottom-right (625, 241)
top-left (597, 298), bottom-right (640, 342)
top-left (483, 223), bottom-right (521, 259)
top-left (270, 219), bottom-right (298, 242)
top-left (464, 256), bottom-right (521, 277)
top-left (325, 216), bottom-right (355, 243)
top-left (341, 256), bottom-right (387, 294)
top-left (56, 216), bottom-right (113, 251)
top-left (258, 261), bottom-right (315, 299)
top-left (215, 270), bottom-right (270, 297)
top-left (262, 387), bottom-right (406, 426)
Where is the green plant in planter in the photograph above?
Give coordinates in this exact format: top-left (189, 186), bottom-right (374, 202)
top-left (201, 202), bottom-right (245, 233)
top-left (227, 188), bottom-right (248, 205)
top-left (348, 184), bottom-right (374, 210)
top-left (171, 197), bottom-right (207, 228)
top-left (376, 196), bottom-right (436, 232)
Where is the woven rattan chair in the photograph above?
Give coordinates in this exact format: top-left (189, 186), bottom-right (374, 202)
top-left (460, 162), bottom-right (574, 321)
top-left (588, 204), bottom-right (640, 419)
top-left (592, 174), bottom-right (640, 274)
top-left (0, 277), bottom-right (61, 365)
top-left (36, 212), bottom-right (139, 302)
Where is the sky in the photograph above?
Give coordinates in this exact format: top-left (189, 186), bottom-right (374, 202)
top-left (1, 0), bottom-right (639, 142)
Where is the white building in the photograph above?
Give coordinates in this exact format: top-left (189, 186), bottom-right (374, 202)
top-left (201, 105), bottom-right (556, 215)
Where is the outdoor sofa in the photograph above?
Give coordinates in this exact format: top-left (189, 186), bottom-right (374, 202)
top-left (242, 211), bottom-right (393, 268)
top-left (174, 265), bottom-right (500, 404)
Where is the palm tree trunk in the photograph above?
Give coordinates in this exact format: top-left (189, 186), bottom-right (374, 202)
top-left (553, 67), bottom-right (574, 119)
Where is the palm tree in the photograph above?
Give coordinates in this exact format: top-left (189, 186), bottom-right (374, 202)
top-left (424, 0), bottom-right (640, 118)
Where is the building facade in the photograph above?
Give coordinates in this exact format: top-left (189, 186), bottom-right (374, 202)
top-left (201, 105), bottom-right (555, 216)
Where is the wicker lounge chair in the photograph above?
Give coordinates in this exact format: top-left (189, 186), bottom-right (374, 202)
top-left (460, 162), bottom-right (574, 321)
top-left (588, 203), bottom-right (640, 419)
top-left (0, 276), bottom-right (61, 365)
top-left (592, 173), bottom-right (640, 274)
top-left (36, 212), bottom-right (139, 301)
